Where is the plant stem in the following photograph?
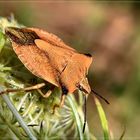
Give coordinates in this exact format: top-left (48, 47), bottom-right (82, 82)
top-left (94, 96), bottom-right (110, 140)
top-left (0, 87), bottom-right (37, 140)
top-left (67, 94), bottom-right (83, 140)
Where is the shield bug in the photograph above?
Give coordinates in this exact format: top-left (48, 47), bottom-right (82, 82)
top-left (3, 27), bottom-right (109, 133)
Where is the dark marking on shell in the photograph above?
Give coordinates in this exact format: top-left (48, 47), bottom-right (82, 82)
top-left (5, 27), bottom-right (40, 45)
top-left (61, 85), bottom-right (68, 95)
top-left (84, 53), bottom-right (92, 57)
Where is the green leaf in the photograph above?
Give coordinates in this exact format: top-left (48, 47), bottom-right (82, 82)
top-left (0, 31), bottom-right (5, 52)
top-left (94, 96), bottom-right (110, 140)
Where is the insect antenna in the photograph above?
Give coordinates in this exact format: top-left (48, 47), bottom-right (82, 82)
top-left (83, 95), bottom-right (87, 133)
top-left (91, 89), bottom-right (110, 104)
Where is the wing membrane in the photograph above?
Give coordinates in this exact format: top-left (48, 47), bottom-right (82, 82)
top-left (29, 28), bottom-right (76, 51)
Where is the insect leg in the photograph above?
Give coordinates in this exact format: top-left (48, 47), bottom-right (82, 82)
top-left (37, 85), bottom-right (55, 98)
top-left (52, 93), bottom-right (66, 114)
top-left (0, 83), bottom-right (45, 95)
top-left (37, 89), bottom-right (52, 98)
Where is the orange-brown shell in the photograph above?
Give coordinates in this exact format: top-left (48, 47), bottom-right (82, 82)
top-left (5, 27), bottom-right (92, 94)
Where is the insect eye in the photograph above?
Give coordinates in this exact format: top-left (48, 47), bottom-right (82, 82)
top-left (76, 84), bottom-right (83, 91)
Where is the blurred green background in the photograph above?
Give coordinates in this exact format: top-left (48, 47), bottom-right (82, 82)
top-left (0, 1), bottom-right (140, 139)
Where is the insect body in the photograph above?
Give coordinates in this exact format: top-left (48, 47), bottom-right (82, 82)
top-left (5, 27), bottom-right (92, 107)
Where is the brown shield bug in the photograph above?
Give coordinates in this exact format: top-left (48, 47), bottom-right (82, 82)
top-left (2, 27), bottom-right (109, 133)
